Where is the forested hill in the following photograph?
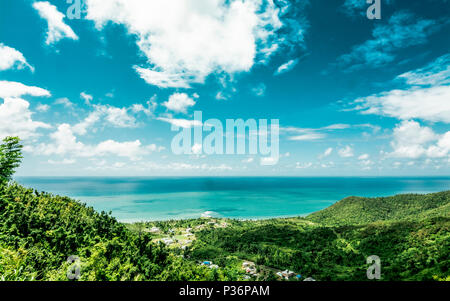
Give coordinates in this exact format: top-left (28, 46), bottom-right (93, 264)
top-left (0, 181), bottom-right (449, 281)
top-left (307, 191), bottom-right (450, 226)
top-left (0, 183), bottom-right (237, 281)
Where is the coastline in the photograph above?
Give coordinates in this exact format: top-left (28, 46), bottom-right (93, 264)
top-left (14, 176), bottom-right (450, 223)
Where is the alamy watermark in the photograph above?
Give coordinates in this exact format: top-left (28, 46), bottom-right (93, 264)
top-left (67, 255), bottom-right (81, 280)
top-left (367, 0), bottom-right (382, 20)
top-left (64, 0), bottom-right (383, 20)
top-left (170, 111), bottom-right (279, 166)
top-left (366, 255), bottom-right (381, 280)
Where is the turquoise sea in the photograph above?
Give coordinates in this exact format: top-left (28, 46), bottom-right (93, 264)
top-left (16, 177), bottom-right (450, 222)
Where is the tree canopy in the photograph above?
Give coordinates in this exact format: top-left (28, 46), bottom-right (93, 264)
top-left (0, 137), bottom-right (23, 184)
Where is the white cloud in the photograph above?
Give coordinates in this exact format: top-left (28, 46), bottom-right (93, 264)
top-left (0, 81), bottom-right (51, 98)
top-left (288, 133), bottom-right (326, 141)
top-left (320, 161), bottom-right (335, 168)
top-left (95, 140), bottom-right (147, 160)
top-left (157, 117), bottom-right (202, 129)
top-left (260, 157), bottom-right (278, 165)
top-left (296, 162), bottom-right (313, 169)
top-left (80, 92), bottom-right (93, 105)
top-left (162, 93), bottom-right (196, 114)
top-left (72, 111), bottom-right (101, 135)
top-left (242, 157), bottom-right (254, 163)
top-left (282, 123), bottom-right (351, 141)
top-left (319, 147), bottom-right (333, 158)
top-left (70, 103), bottom-right (149, 136)
top-left (191, 143), bottom-right (202, 155)
top-left (96, 105), bottom-right (137, 128)
top-left (48, 158), bottom-right (76, 165)
top-left (338, 146), bottom-right (354, 158)
top-left (0, 44), bottom-right (34, 72)
top-left (54, 97), bottom-right (74, 108)
top-left (131, 97), bottom-right (157, 116)
top-left (36, 124), bottom-right (85, 156)
top-left (358, 153), bottom-right (370, 160)
top-left (359, 159), bottom-right (374, 170)
top-left (33, 123), bottom-right (159, 160)
top-left (322, 124), bottom-right (350, 130)
top-left (397, 54), bottom-right (450, 86)
top-left (427, 132), bottom-right (450, 158)
top-left (85, 0), bottom-right (306, 88)
top-left (350, 54), bottom-right (450, 123)
top-left (352, 85), bottom-right (450, 123)
top-left (0, 98), bottom-right (51, 139)
top-left (389, 120), bottom-right (450, 159)
top-left (36, 104), bottom-right (50, 112)
top-left (33, 1), bottom-right (78, 45)
top-left (274, 58), bottom-right (298, 75)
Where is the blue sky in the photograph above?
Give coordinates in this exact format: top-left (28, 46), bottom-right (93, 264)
top-left (1, 0), bottom-right (449, 176)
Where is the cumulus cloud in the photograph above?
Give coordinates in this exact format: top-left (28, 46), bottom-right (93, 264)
top-left (389, 120), bottom-right (450, 159)
top-left (162, 93), bottom-right (196, 114)
top-left (54, 97), bottom-right (74, 108)
top-left (71, 104), bottom-right (141, 136)
top-left (131, 99), bottom-right (157, 117)
top-left (338, 146), bottom-right (354, 158)
top-left (0, 44), bottom-right (34, 72)
top-left (95, 140), bottom-right (148, 160)
top-left (0, 81), bottom-right (51, 98)
top-left (72, 111), bottom-right (101, 135)
top-left (96, 105), bottom-right (137, 128)
top-left (0, 98), bottom-right (51, 139)
top-left (85, 0), bottom-right (307, 88)
top-left (36, 104), bottom-right (50, 112)
top-left (33, 123), bottom-right (159, 160)
top-left (33, 1), bottom-right (78, 45)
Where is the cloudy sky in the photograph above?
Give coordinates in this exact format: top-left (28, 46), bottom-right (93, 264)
top-left (1, 0), bottom-right (449, 176)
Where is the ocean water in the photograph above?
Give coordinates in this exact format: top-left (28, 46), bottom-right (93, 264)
top-left (16, 177), bottom-right (450, 222)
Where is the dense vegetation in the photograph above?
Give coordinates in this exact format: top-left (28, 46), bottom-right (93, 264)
top-left (0, 137), bottom-right (448, 281)
top-left (0, 137), bottom-right (239, 281)
top-left (307, 192), bottom-right (450, 226)
top-left (188, 198), bottom-right (449, 280)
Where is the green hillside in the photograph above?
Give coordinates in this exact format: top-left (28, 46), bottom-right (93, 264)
top-left (0, 183), bottom-right (240, 281)
top-left (0, 181), bottom-right (448, 281)
top-left (183, 191), bottom-right (450, 281)
top-left (307, 191), bottom-right (450, 226)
